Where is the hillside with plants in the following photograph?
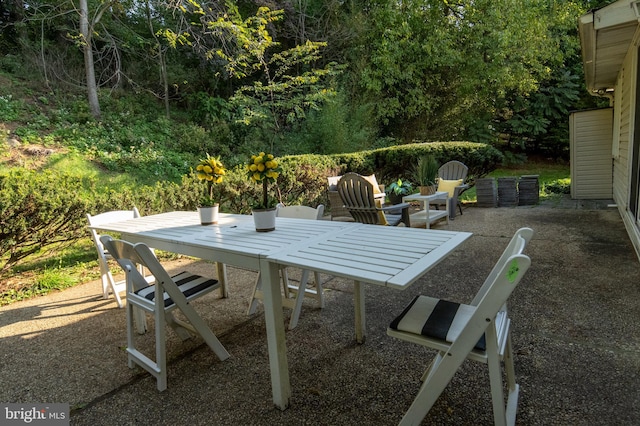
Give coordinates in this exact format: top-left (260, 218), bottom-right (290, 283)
top-left (0, 0), bottom-right (597, 302)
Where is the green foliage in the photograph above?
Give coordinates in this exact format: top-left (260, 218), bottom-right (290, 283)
top-left (413, 155), bottom-right (439, 186)
top-left (280, 91), bottom-right (379, 154)
top-left (543, 178), bottom-right (571, 195)
top-left (0, 94), bottom-right (20, 121)
top-left (198, 3), bottom-right (343, 150)
top-left (387, 179), bottom-right (413, 196)
top-left (0, 54), bottom-right (22, 73)
top-left (0, 170), bottom-right (92, 272)
top-left (363, 142), bottom-right (504, 183)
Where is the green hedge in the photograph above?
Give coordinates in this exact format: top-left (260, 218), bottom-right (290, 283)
top-left (140, 141), bottom-right (503, 216)
top-left (1, 142), bottom-right (502, 273)
top-left (0, 169), bottom-right (92, 272)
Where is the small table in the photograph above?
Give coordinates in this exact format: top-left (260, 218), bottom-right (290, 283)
top-left (403, 192), bottom-right (449, 229)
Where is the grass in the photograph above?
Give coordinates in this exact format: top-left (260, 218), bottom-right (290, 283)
top-left (0, 239), bottom-right (182, 306)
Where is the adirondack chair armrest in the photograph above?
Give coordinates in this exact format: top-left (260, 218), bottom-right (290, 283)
top-left (381, 202), bottom-right (410, 213)
top-left (454, 183), bottom-right (470, 197)
top-left (381, 202), bottom-right (411, 227)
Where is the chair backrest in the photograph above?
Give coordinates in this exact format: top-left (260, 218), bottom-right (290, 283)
top-left (102, 235), bottom-right (199, 309)
top-left (336, 173), bottom-right (381, 225)
top-left (327, 176), bottom-right (342, 191)
top-left (448, 253), bottom-right (531, 361)
top-left (438, 160), bottom-right (468, 181)
top-left (276, 204), bottom-right (324, 220)
top-left (100, 235), bottom-right (153, 292)
top-left (471, 227), bottom-right (534, 306)
top-left (87, 208), bottom-right (141, 262)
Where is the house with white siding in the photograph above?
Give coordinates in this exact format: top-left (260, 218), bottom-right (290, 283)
top-left (578, 0), bottom-right (640, 258)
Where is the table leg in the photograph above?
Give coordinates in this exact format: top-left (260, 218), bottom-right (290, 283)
top-left (354, 280), bottom-right (366, 343)
top-left (260, 258), bottom-right (291, 410)
top-left (424, 201), bottom-right (431, 229)
top-left (445, 196), bottom-right (451, 224)
top-left (216, 262), bottom-right (228, 298)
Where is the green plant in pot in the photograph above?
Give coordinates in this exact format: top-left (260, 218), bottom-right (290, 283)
top-left (414, 155), bottom-right (439, 195)
top-left (246, 152), bottom-right (282, 231)
top-left (387, 179), bottom-right (413, 204)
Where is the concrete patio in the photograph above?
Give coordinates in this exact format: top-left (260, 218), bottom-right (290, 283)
top-left (1, 198), bottom-right (639, 425)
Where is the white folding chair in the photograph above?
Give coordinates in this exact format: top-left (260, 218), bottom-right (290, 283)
top-left (387, 228), bottom-right (534, 426)
top-left (247, 204), bottom-right (326, 330)
top-left (87, 208), bottom-right (148, 308)
top-left (101, 235), bottom-right (230, 391)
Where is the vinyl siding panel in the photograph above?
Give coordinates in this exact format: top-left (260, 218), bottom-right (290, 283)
top-left (613, 52), bottom-right (632, 207)
top-left (570, 108), bottom-right (614, 199)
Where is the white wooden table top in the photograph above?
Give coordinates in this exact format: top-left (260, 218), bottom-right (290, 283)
top-left (89, 211), bottom-right (357, 270)
top-left (92, 211), bottom-right (472, 287)
top-left (403, 191), bottom-right (449, 202)
top-left (269, 224), bottom-right (471, 289)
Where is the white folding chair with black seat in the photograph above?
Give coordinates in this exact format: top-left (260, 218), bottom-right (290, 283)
top-left (101, 235), bottom-right (230, 391)
top-left (86, 207), bottom-right (152, 308)
top-left (387, 227), bottom-right (534, 426)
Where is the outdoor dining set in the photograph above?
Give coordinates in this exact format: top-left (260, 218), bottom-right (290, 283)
top-left (86, 167), bottom-right (534, 426)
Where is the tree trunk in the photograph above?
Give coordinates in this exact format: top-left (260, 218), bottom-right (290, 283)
top-left (145, 0), bottom-right (170, 118)
top-left (79, 0), bottom-right (101, 119)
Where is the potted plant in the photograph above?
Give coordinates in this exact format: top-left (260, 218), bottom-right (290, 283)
top-left (414, 155), bottom-right (439, 195)
top-left (195, 154), bottom-right (226, 225)
top-left (387, 178), bottom-right (414, 205)
top-left (246, 152), bottom-right (282, 232)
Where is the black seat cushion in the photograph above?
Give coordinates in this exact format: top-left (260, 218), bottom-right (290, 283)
top-left (136, 271), bottom-right (218, 308)
top-left (389, 295), bottom-right (486, 351)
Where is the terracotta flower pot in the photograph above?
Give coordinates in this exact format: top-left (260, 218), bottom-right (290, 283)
top-left (419, 185), bottom-right (437, 195)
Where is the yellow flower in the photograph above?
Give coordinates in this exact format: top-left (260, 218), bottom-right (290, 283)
top-left (249, 164), bottom-right (257, 171)
top-left (253, 172), bottom-right (262, 181)
top-left (195, 154), bottom-right (226, 203)
top-left (257, 163), bottom-right (265, 172)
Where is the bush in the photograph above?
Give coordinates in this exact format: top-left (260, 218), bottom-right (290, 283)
top-left (0, 169), bottom-right (92, 272)
top-left (325, 141), bottom-right (504, 184)
top-left (543, 178), bottom-right (571, 194)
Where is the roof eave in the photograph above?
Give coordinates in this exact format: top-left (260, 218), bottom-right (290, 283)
top-left (579, 1), bottom-right (639, 97)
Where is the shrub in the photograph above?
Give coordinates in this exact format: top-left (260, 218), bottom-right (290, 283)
top-left (326, 141), bottom-right (504, 184)
top-left (0, 169), bottom-right (92, 272)
top-left (543, 178), bottom-right (571, 194)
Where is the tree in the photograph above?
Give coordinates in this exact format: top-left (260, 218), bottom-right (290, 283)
top-left (164, 1), bottom-right (342, 152)
top-left (79, 0), bottom-right (101, 118)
